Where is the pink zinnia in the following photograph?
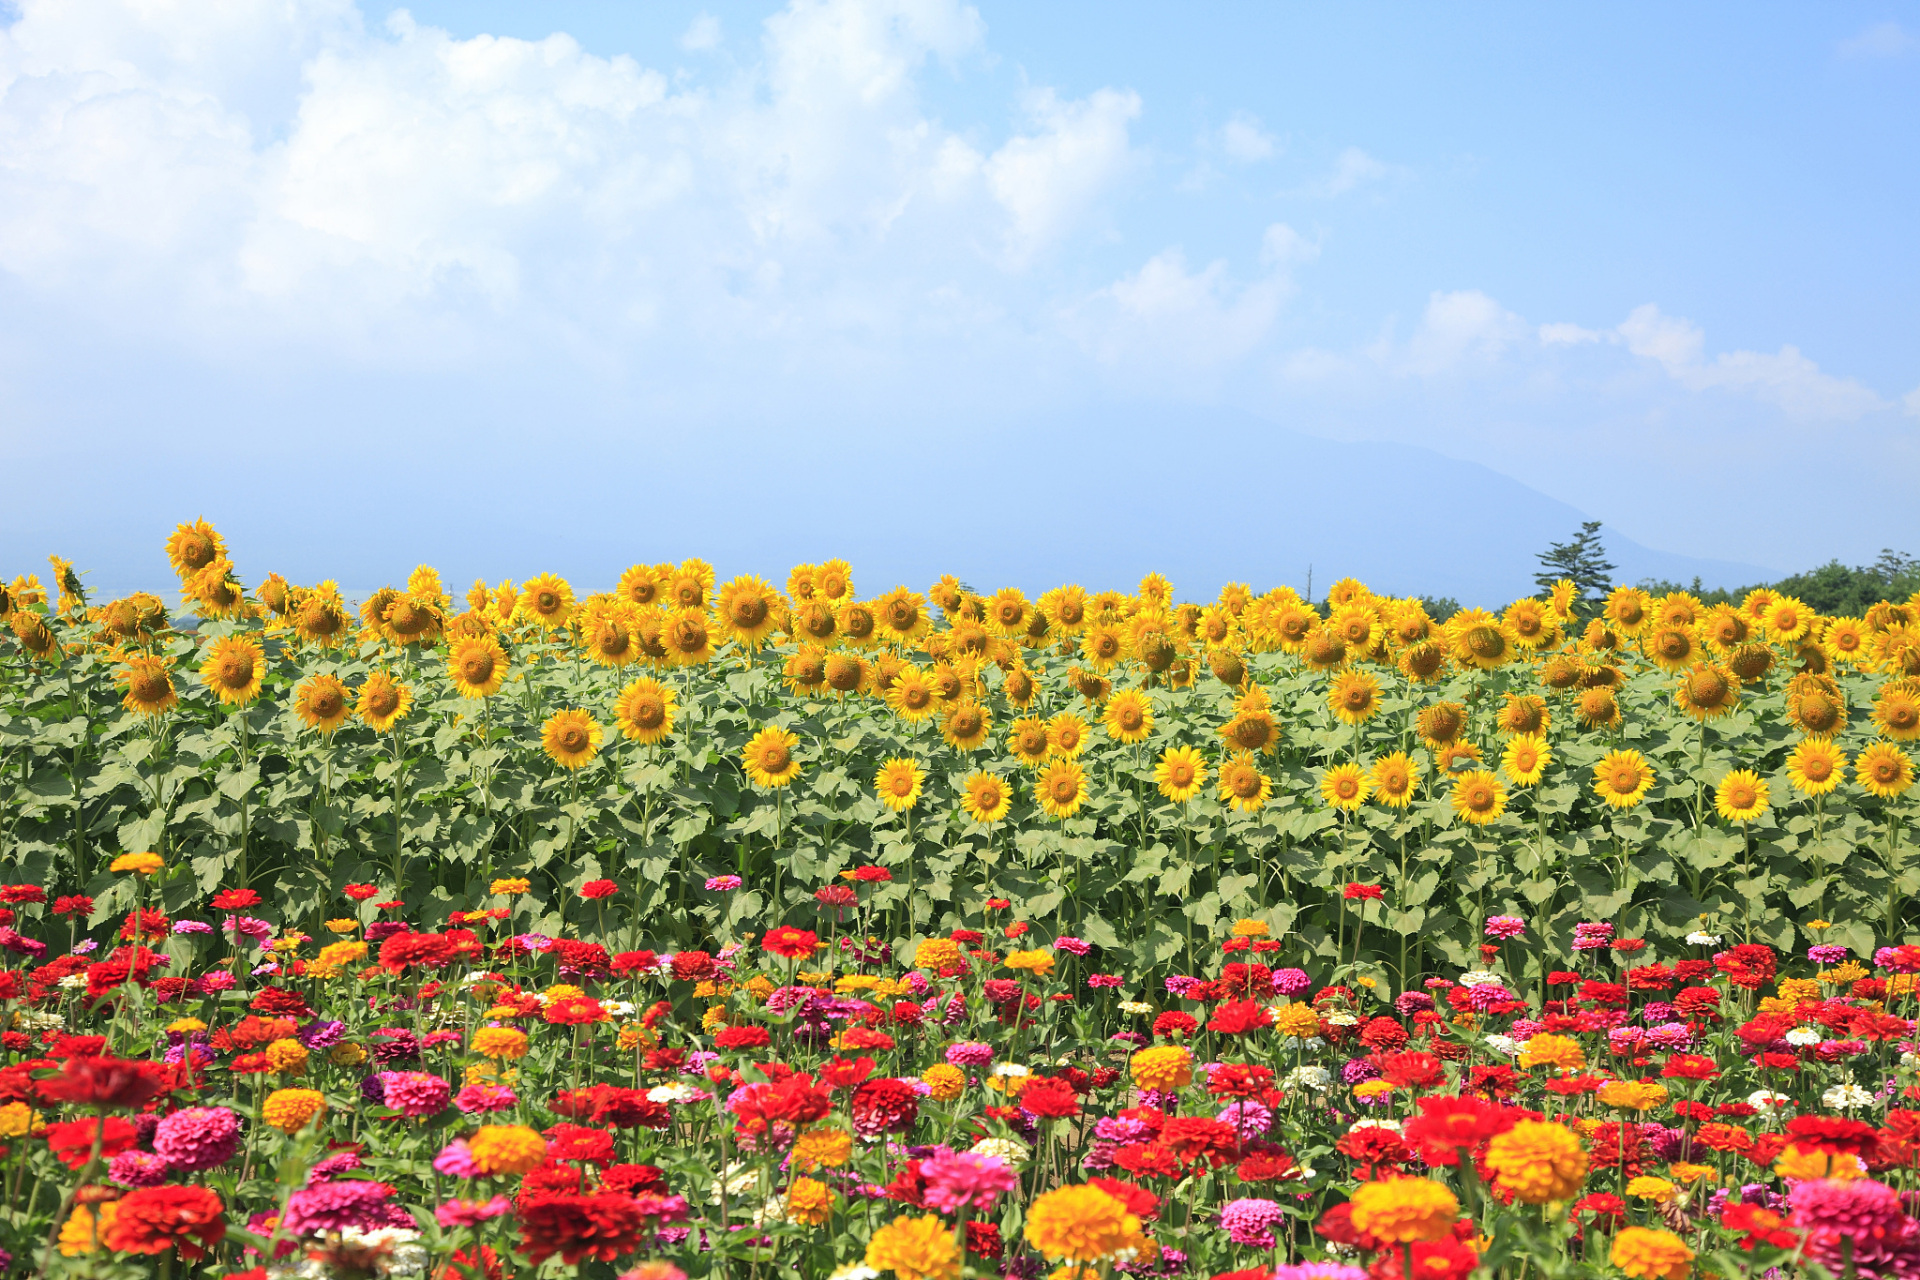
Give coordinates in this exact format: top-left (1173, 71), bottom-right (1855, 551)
top-left (454, 1084), bottom-right (518, 1114)
top-left (1270, 968), bottom-right (1311, 996)
top-left (1485, 915), bottom-right (1526, 939)
top-left (433, 1140), bottom-right (480, 1178)
top-left (282, 1181), bottom-right (397, 1236)
top-left (1052, 936), bottom-right (1091, 956)
top-left (382, 1071), bottom-right (452, 1118)
top-left (151, 1106), bottom-right (241, 1172)
top-left (436, 1196), bottom-right (513, 1228)
top-left (918, 1148), bottom-right (1020, 1213)
top-left (705, 876), bottom-right (742, 892)
top-left (1220, 1196), bottom-right (1288, 1246)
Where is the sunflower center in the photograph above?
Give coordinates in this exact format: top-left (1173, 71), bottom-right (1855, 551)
top-left (1018, 729), bottom-right (1046, 755)
top-left (950, 709), bottom-right (982, 738)
top-left (819, 573), bottom-right (848, 599)
top-left (1056, 726), bottom-right (1081, 751)
top-left (1873, 758), bottom-right (1900, 783)
top-left (760, 744), bottom-right (791, 773)
top-left (669, 620), bottom-right (708, 654)
top-left (1117, 706), bottom-right (1144, 731)
top-left (901, 685), bottom-right (930, 710)
top-left (1341, 688), bottom-right (1371, 711)
top-left (216, 654), bottom-right (254, 687)
top-left (632, 697), bottom-right (664, 728)
top-left (1798, 697), bottom-right (1841, 734)
top-left (1230, 768), bottom-right (1260, 799)
top-left (1167, 762), bottom-right (1194, 786)
top-left (1057, 601), bottom-right (1085, 627)
top-left (367, 689), bottom-right (399, 717)
top-left (177, 534), bottom-right (215, 571)
top-left (1466, 627), bottom-right (1504, 659)
top-left (1726, 782), bottom-right (1755, 807)
top-left (462, 652), bottom-right (496, 684)
top-left (389, 602), bottom-right (427, 635)
top-left (1049, 776), bottom-right (1077, 802)
top-left (883, 601), bottom-right (918, 630)
top-left (1888, 702), bottom-right (1919, 731)
top-left (887, 773), bottom-right (913, 797)
top-left (1467, 784), bottom-right (1494, 811)
top-left (312, 689), bottom-right (344, 718)
top-left (536, 592), bottom-right (559, 614)
top-left (732, 597), bottom-right (769, 628)
top-left (1334, 777), bottom-right (1359, 800)
top-left (1688, 671), bottom-right (1730, 704)
top-left (1801, 755), bottom-right (1833, 782)
top-left (843, 607), bottom-right (875, 641)
top-left (1093, 635), bottom-right (1120, 660)
top-left (130, 671), bottom-right (169, 702)
top-left (826, 656), bottom-right (863, 691)
top-left (1606, 766), bottom-right (1637, 792)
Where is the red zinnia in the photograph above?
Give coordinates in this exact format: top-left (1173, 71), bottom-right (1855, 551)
top-left (37, 1056), bottom-right (169, 1110)
top-left (52, 895), bottom-right (94, 917)
top-left (1342, 883), bottom-right (1385, 901)
top-left (578, 880), bottom-right (617, 900)
top-left (543, 1124), bottom-right (617, 1166)
top-left (669, 951), bottom-right (715, 982)
top-left (211, 889), bottom-right (261, 910)
top-left (104, 1185), bottom-right (227, 1259)
top-left (342, 884), bottom-right (380, 901)
top-left (1206, 1000), bottom-right (1273, 1036)
top-left (762, 927), bottom-right (818, 960)
top-left (850, 1078), bottom-right (919, 1138)
top-left (0, 886), bottom-right (46, 905)
top-left (713, 1025), bottom-right (771, 1051)
top-left (44, 1116), bottom-right (138, 1169)
top-left (515, 1192), bottom-right (645, 1266)
top-left (1018, 1077), bottom-right (1080, 1120)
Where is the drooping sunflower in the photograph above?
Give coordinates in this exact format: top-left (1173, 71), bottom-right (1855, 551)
top-left (293, 590), bottom-right (351, 647)
top-left (614, 677), bottom-right (676, 745)
top-left (961, 771), bottom-right (1012, 825)
top-left (356, 672), bottom-right (413, 732)
top-left (1103, 689), bottom-right (1153, 744)
top-left (1328, 670), bottom-right (1382, 726)
top-left (873, 587), bottom-right (931, 646)
top-left (293, 673), bottom-right (351, 736)
top-left (518, 575), bottom-right (575, 630)
top-left (1321, 763), bottom-right (1371, 812)
top-left (1002, 662), bottom-right (1039, 709)
top-left (383, 593), bottom-right (443, 646)
top-left (874, 758), bottom-right (924, 813)
top-left (1546, 578), bottom-right (1578, 621)
top-left (1713, 769), bottom-right (1769, 824)
top-left (1068, 666), bottom-right (1111, 706)
top-left (1370, 752), bottom-right (1420, 807)
top-left (1008, 716), bottom-right (1051, 767)
top-left (1220, 708), bottom-right (1281, 756)
top-left (1450, 769), bottom-right (1507, 825)
top-left (1299, 628), bottom-right (1347, 673)
top-left (742, 726), bottom-right (802, 789)
top-left (542, 709), bottom-right (604, 771)
top-left (1495, 693), bottom-right (1550, 737)
top-left (256, 573), bottom-right (292, 618)
top-left (1415, 702), bottom-right (1467, 749)
top-left (116, 655), bottom-right (178, 717)
top-left (1765, 596), bottom-right (1813, 644)
top-left (1501, 734), bottom-right (1550, 788)
top-left (884, 665), bottom-right (939, 723)
top-left (188, 561), bottom-right (247, 621)
top-left (927, 573), bottom-right (966, 618)
top-left (822, 653), bottom-right (866, 697)
top-left (1593, 749), bottom-right (1655, 809)
top-left (1873, 681), bottom-right (1920, 742)
top-left (662, 608), bottom-right (715, 667)
top-left (165, 518), bottom-right (226, 580)
top-left (1216, 752), bottom-right (1272, 814)
top-left (447, 637), bottom-right (508, 699)
top-left (1786, 738), bottom-right (1845, 797)
top-left (1035, 758), bottom-right (1087, 819)
top-left (199, 636), bottom-right (265, 706)
top-left (616, 564), bottom-right (661, 607)
top-left (1576, 686), bottom-right (1622, 731)
top-left (1154, 746), bottom-right (1207, 803)
top-left (1398, 641), bottom-right (1447, 684)
top-left (8, 610), bottom-right (54, 659)
top-left (837, 600), bottom-right (878, 648)
top-left (1581, 618), bottom-right (1621, 653)
top-left (1785, 678), bottom-right (1846, 737)
top-left (1674, 662), bottom-right (1740, 721)
top-left (715, 576), bottom-right (782, 651)
top-left (792, 601), bottom-right (838, 645)
top-left (666, 559), bottom-right (716, 611)
top-left (1857, 742), bottom-right (1914, 800)
top-left (783, 645), bottom-right (829, 696)
top-left (1046, 712), bottom-right (1090, 759)
top-left (1206, 647), bottom-right (1247, 687)
top-left (940, 701), bottom-right (990, 752)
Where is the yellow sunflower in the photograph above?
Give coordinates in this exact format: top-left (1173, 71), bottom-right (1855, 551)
top-left (1083, 624), bottom-right (1127, 673)
top-left (941, 701), bottom-right (990, 752)
top-left (1398, 641), bottom-right (1447, 684)
top-left (1857, 743), bottom-right (1914, 800)
top-left (1700, 605), bottom-right (1749, 654)
top-left (1786, 738), bottom-right (1845, 797)
top-left (1674, 662), bottom-right (1740, 721)
top-left (199, 636), bottom-right (265, 706)
top-left (885, 666), bottom-right (939, 723)
top-left (874, 587), bottom-right (932, 646)
top-left (1450, 614), bottom-right (1519, 670)
top-left (518, 574), bottom-right (575, 630)
top-left (1501, 734), bottom-right (1550, 787)
top-left (1036, 759), bottom-right (1087, 819)
top-left (616, 564), bottom-right (660, 607)
top-left (1576, 687), bottom-right (1622, 731)
top-left (1824, 616), bottom-right (1870, 667)
top-left (448, 636), bottom-right (508, 699)
top-left (666, 558), bottom-right (715, 611)
top-left (1415, 702), bottom-right (1467, 749)
top-left (1216, 752), bottom-right (1272, 814)
top-left (1451, 769), bottom-right (1507, 825)
top-left (165, 518), bottom-right (226, 580)
top-left (293, 673), bottom-right (351, 736)
top-left (742, 726), bottom-right (802, 789)
top-left (1047, 712), bottom-right (1090, 759)
top-left (823, 653), bottom-right (866, 697)
top-left (1328, 669), bottom-right (1382, 726)
top-left (1713, 769), bottom-right (1768, 824)
top-left (1321, 763), bottom-right (1370, 812)
top-left (1497, 694), bottom-right (1550, 737)
top-left (1137, 572), bottom-right (1173, 608)
top-left (116, 655), bottom-right (178, 717)
top-left (961, 771), bottom-right (1012, 825)
top-left (1873, 681), bottom-right (1920, 742)
top-left (662, 608), bottom-right (714, 666)
top-left (1503, 599), bottom-right (1558, 651)
top-left (1765, 596), bottom-right (1813, 644)
top-left (986, 588), bottom-right (1030, 637)
top-left (1008, 716), bottom-right (1051, 767)
top-left (837, 600), bottom-right (878, 648)
top-left (1370, 752), bottom-right (1419, 807)
top-left (1786, 681), bottom-right (1846, 737)
top-left (813, 559), bottom-right (854, 603)
top-left (614, 677), bottom-right (676, 745)
top-left (292, 591), bottom-right (350, 647)
top-left (1154, 746), bottom-right (1207, 803)
top-left (714, 576), bottom-right (781, 650)
top-left (1001, 663), bottom-right (1040, 709)
top-left (1103, 689), bottom-right (1153, 744)
top-left (1603, 586), bottom-right (1651, 636)
top-left (1299, 628), bottom-right (1347, 672)
top-left (1593, 749), bottom-right (1655, 809)
top-left (1220, 709), bottom-right (1281, 756)
top-left (356, 672), bottom-right (413, 732)
top-left (541, 709), bottom-right (603, 770)
top-left (874, 758), bottom-right (924, 813)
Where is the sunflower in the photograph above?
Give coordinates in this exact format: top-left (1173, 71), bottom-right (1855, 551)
top-left (292, 673), bottom-right (351, 735)
top-left (199, 636), bottom-right (264, 706)
top-left (1328, 670), bottom-right (1382, 726)
top-left (941, 701), bottom-right (990, 752)
top-left (1154, 746), bottom-right (1207, 803)
top-left (1727, 643), bottom-right (1774, 684)
top-left (1491, 694), bottom-right (1546, 738)
top-left (1700, 605), bottom-right (1749, 654)
top-left (383, 593), bottom-right (442, 645)
top-left (663, 608), bottom-right (714, 666)
top-left (1219, 708), bottom-right (1281, 756)
top-left (1039, 584), bottom-right (1090, 635)
top-left (885, 666), bottom-right (939, 722)
top-left (1576, 686), bottom-right (1622, 731)
top-left (929, 663), bottom-right (966, 703)
top-left (518, 574), bottom-right (575, 630)
top-left (1603, 586), bottom-right (1651, 636)
top-left (1765, 596), bottom-right (1812, 644)
top-left (292, 591), bottom-right (350, 647)
top-left (928, 574), bottom-right (966, 617)
top-left (1581, 619), bottom-right (1621, 652)
top-left (714, 576), bottom-right (781, 650)
top-left (7, 611), bottom-right (53, 659)
top-left (352, 672), bottom-right (411, 732)
top-left (1326, 577), bottom-right (1370, 608)
top-left (962, 771), bottom-right (1012, 825)
top-left (1137, 572), bottom-right (1173, 608)
top-left (666, 559), bottom-right (716, 611)
top-left (188, 561), bottom-right (247, 621)
top-left (1656, 593), bottom-right (1701, 631)
top-left (1069, 666), bottom-right (1111, 706)
top-left (435, 637), bottom-right (503, 700)
top-left (1786, 682), bottom-right (1846, 737)
top-left (1501, 734), bottom-right (1550, 787)
top-left (1398, 641), bottom-right (1447, 684)
top-left (1786, 738), bottom-right (1845, 797)
top-left (1321, 763), bottom-right (1370, 811)
top-left (823, 653), bottom-right (866, 696)
top-left (615, 677), bottom-right (676, 745)
top-left (1824, 617), bottom-right (1870, 667)
top-left (1539, 653), bottom-right (1582, 690)
top-left (1300, 628), bottom-right (1347, 672)
top-left (792, 601), bottom-right (837, 645)
top-left (742, 726), bottom-right (802, 789)
top-left (813, 559), bottom-right (854, 603)
top-left (256, 573), bottom-right (292, 618)
top-left (1674, 663), bottom-right (1739, 721)
top-left (783, 645), bottom-right (829, 697)
top-left (1858, 743), bottom-right (1914, 800)
top-left (1593, 749), bottom-right (1655, 809)
top-left (1103, 689), bottom-right (1153, 744)
top-left (1503, 599), bottom-right (1558, 651)
top-left (1328, 606), bottom-right (1376, 654)
top-left (1216, 752), bottom-right (1272, 814)
top-left (1083, 624), bottom-right (1127, 673)
top-left (581, 611), bottom-right (639, 668)
top-left (1009, 716), bottom-right (1051, 767)
top-left (837, 601), bottom-right (878, 648)
top-left (1416, 702), bottom-right (1467, 749)
top-left (985, 588), bottom-right (1029, 637)
top-left (1873, 681), bottom-right (1920, 742)
top-left (1036, 759), bottom-right (1087, 819)
top-left (493, 581), bottom-right (519, 625)
top-left (1450, 614), bottom-right (1519, 670)
top-left (616, 564), bottom-right (661, 607)
top-left (1047, 712), bottom-right (1090, 759)
top-left (1638, 626), bottom-right (1694, 674)
top-left (1271, 604), bottom-right (1318, 654)
top-left (165, 518), bottom-right (226, 580)
top-left (1196, 605), bottom-right (1238, 649)
top-left (874, 588), bottom-right (931, 646)
top-left (542, 709), bottom-right (603, 771)
top-left (1713, 769), bottom-right (1769, 824)
top-left (1547, 578), bottom-right (1578, 621)
top-left (1450, 769), bottom-right (1507, 825)
top-left (874, 758), bottom-right (924, 813)
top-left (1389, 602), bottom-right (1434, 648)
top-left (117, 656), bottom-right (178, 717)
top-left (1205, 647), bottom-right (1246, 687)
top-left (1370, 752), bottom-right (1420, 807)
top-left (1002, 663), bottom-right (1039, 709)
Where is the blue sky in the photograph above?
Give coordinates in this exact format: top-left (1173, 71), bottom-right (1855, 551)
top-left (2, 1), bottom-right (1917, 603)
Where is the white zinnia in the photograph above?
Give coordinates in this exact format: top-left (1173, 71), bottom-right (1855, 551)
top-left (1824, 1084), bottom-right (1874, 1111)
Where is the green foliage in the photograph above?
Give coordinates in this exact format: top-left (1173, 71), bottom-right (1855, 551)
top-left (1533, 521), bottom-right (1614, 616)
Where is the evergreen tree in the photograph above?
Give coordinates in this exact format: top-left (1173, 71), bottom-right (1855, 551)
top-left (1534, 521), bottom-right (1615, 615)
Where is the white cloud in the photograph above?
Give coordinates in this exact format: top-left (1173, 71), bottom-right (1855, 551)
top-left (1617, 304), bottom-right (1885, 420)
top-left (1259, 222), bottom-right (1317, 268)
top-left (1400, 290), bottom-right (1529, 374)
top-left (1839, 20), bottom-right (1915, 58)
top-left (983, 87), bottom-right (1140, 263)
top-left (1316, 145), bottom-right (1387, 196)
top-left (1904, 385), bottom-right (1920, 420)
top-left (1538, 321), bottom-right (1602, 347)
top-left (1218, 111), bottom-right (1276, 163)
top-left (681, 14), bottom-right (723, 51)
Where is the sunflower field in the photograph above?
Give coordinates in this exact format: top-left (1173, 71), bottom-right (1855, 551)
top-left (0, 523), bottom-right (1915, 1277)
